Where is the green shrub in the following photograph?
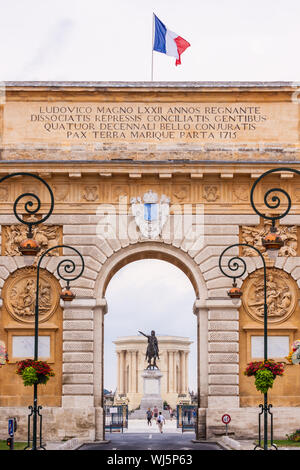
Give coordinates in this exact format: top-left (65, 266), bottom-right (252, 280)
top-left (286, 429), bottom-right (300, 442)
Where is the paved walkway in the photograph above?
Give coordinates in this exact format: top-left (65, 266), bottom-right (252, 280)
top-left (79, 433), bottom-right (222, 451)
top-left (124, 419), bottom-right (182, 433)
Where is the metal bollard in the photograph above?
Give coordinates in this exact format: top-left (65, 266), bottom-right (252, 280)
top-left (7, 417), bottom-right (17, 450)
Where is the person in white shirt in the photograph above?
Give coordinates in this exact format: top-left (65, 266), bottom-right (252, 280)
top-left (156, 412), bottom-right (165, 433)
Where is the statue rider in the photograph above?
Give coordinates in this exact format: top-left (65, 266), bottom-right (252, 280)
top-left (138, 330), bottom-right (159, 369)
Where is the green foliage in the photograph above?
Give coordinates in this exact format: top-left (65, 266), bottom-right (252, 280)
top-left (254, 369), bottom-right (274, 394)
top-left (21, 366), bottom-right (38, 386)
top-left (16, 359), bottom-right (54, 386)
top-left (286, 429), bottom-right (300, 442)
top-left (0, 440), bottom-right (27, 451)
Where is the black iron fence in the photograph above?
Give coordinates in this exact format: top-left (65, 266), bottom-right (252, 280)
top-left (104, 405), bottom-right (128, 433)
top-left (176, 405), bottom-right (197, 433)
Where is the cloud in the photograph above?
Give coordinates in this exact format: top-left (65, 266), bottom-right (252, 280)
top-left (18, 18), bottom-right (73, 80)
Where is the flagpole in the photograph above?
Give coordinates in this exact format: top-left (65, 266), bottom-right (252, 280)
top-left (151, 13), bottom-right (154, 81)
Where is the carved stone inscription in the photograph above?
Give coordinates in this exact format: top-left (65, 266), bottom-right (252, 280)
top-left (3, 101), bottom-right (298, 145)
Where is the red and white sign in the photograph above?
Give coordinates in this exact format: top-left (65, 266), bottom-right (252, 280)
top-left (222, 414), bottom-right (231, 425)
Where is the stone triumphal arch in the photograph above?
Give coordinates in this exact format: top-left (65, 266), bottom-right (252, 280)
top-left (1, 82), bottom-right (300, 440)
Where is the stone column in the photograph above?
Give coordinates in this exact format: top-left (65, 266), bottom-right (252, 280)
top-left (116, 352), bottom-right (120, 394)
top-left (169, 351), bottom-right (174, 393)
top-left (185, 352), bottom-right (188, 394)
top-left (180, 350), bottom-right (186, 394)
top-left (131, 351), bottom-right (137, 393)
top-left (119, 350), bottom-right (125, 395)
top-left (93, 298), bottom-right (107, 441)
top-left (173, 352), bottom-right (176, 393)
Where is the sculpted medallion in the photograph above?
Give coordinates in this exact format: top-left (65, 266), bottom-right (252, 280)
top-left (4, 267), bottom-right (59, 323)
top-left (242, 268), bottom-right (297, 323)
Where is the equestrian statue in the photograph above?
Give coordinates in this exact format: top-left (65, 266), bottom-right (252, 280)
top-left (138, 330), bottom-right (159, 369)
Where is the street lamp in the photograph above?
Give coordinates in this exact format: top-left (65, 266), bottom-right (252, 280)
top-left (0, 173), bottom-right (85, 450)
top-left (0, 172), bottom-right (55, 254)
top-left (28, 244), bottom-right (84, 451)
top-left (219, 167), bottom-right (300, 450)
top-left (219, 243), bottom-right (270, 450)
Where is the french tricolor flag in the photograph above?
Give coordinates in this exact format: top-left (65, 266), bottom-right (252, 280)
top-left (153, 14), bottom-right (190, 66)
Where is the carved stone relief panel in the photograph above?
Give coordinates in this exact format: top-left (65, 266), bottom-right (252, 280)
top-left (0, 186), bottom-right (9, 202)
top-left (203, 185), bottom-right (220, 202)
top-left (241, 220), bottom-right (298, 258)
top-left (2, 224), bottom-right (62, 257)
top-left (3, 266), bottom-right (60, 323)
top-left (81, 185), bottom-right (99, 202)
top-left (111, 185), bottom-right (129, 203)
top-left (172, 185), bottom-right (190, 203)
top-left (53, 184), bottom-right (69, 202)
top-left (242, 268), bottom-right (297, 323)
top-left (233, 184), bottom-right (250, 202)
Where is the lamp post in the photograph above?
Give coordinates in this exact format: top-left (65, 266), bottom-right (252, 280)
top-left (0, 172), bottom-right (55, 255)
top-left (219, 243), bottom-right (271, 450)
top-left (0, 173), bottom-right (85, 450)
top-left (218, 166), bottom-right (300, 450)
top-left (30, 244), bottom-right (84, 451)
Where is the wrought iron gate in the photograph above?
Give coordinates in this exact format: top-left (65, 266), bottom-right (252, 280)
top-left (176, 405), bottom-right (197, 433)
top-left (104, 405), bottom-right (128, 433)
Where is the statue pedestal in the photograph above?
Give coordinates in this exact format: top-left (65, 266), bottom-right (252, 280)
top-left (139, 369), bottom-right (163, 411)
top-left (129, 368), bottom-right (165, 419)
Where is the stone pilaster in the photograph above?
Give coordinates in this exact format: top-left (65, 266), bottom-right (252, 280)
top-left (92, 299), bottom-right (107, 441)
top-left (193, 300), bottom-right (208, 409)
top-left (206, 298), bottom-right (240, 408)
top-left (62, 298), bottom-right (96, 408)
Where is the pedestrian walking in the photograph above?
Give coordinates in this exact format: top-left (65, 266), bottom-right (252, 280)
top-left (153, 405), bottom-right (158, 419)
top-left (169, 408), bottom-right (174, 420)
top-left (146, 408), bottom-right (153, 426)
top-left (156, 412), bottom-right (165, 433)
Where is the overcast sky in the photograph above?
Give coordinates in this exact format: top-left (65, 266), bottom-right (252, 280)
top-left (0, 0), bottom-right (300, 82)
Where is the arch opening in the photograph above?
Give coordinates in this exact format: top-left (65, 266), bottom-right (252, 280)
top-left (102, 260), bottom-right (201, 431)
top-left (95, 242), bottom-right (206, 301)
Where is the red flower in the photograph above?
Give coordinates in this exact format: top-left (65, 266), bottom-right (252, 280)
top-left (244, 360), bottom-right (284, 378)
top-left (16, 359), bottom-right (54, 379)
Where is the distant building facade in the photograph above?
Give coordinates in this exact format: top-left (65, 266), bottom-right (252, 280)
top-left (114, 335), bottom-right (192, 410)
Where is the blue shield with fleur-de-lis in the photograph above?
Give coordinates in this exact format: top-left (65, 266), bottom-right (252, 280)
top-left (144, 203), bottom-right (158, 221)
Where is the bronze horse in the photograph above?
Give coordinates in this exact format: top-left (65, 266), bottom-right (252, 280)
top-left (138, 330), bottom-right (159, 369)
